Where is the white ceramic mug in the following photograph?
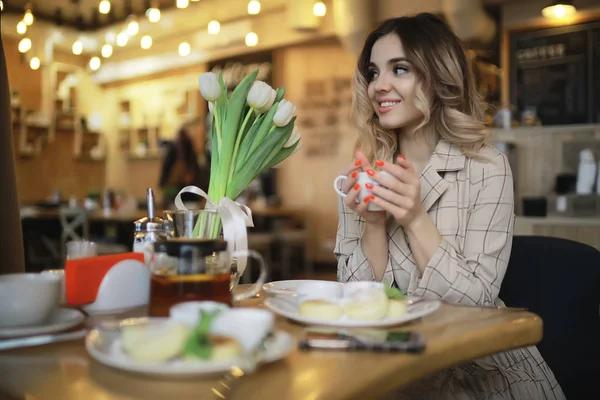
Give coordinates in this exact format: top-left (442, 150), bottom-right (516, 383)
top-left (333, 171), bottom-right (389, 211)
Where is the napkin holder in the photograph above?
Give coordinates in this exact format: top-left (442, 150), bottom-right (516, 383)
top-left (65, 253), bottom-right (150, 314)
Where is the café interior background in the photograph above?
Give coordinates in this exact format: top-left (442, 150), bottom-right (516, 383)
top-left (3, 0), bottom-right (600, 270)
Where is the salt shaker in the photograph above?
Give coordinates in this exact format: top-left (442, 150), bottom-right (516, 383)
top-left (133, 188), bottom-right (165, 263)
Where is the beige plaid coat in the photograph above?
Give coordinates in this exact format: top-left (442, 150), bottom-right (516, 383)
top-left (335, 140), bottom-right (565, 400)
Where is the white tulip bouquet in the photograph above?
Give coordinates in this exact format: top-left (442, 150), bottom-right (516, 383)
top-left (190, 69), bottom-right (301, 238)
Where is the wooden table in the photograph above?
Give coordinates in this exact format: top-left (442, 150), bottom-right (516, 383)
top-left (0, 291), bottom-right (542, 400)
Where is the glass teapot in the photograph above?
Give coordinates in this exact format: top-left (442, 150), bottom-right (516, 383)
top-left (147, 238), bottom-right (268, 317)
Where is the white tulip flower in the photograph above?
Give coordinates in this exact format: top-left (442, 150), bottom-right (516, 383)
top-left (283, 126), bottom-right (301, 148)
top-left (273, 99), bottom-right (295, 127)
top-left (198, 72), bottom-right (221, 102)
top-left (259, 89), bottom-right (277, 113)
top-left (247, 81), bottom-right (276, 112)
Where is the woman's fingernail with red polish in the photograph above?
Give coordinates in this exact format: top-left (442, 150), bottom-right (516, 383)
top-left (397, 155), bottom-right (405, 161)
top-left (354, 184), bottom-right (361, 191)
top-left (351, 171), bottom-right (357, 178)
top-left (365, 183), bottom-right (374, 189)
top-left (375, 160), bottom-right (384, 167)
top-left (369, 195), bottom-right (376, 200)
top-left (363, 197), bottom-right (370, 203)
top-left (354, 160), bottom-right (362, 166)
top-left (366, 169), bottom-right (375, 176)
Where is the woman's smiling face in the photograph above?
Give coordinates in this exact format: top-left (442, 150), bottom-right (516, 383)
top-left (366, 34), bottom-right (423, 132)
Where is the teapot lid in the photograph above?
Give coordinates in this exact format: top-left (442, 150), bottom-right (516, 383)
top-left (153, 239), bottom-right (228, 257)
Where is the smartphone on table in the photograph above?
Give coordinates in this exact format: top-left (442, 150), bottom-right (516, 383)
top-left (299, 327), bottom-right (426, 353)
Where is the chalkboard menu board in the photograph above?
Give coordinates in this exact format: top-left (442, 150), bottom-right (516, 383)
top-left (510, 21), bottom-right (600, 125)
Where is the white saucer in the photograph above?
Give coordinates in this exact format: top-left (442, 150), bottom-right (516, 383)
top-left (85, 318), bottom-right (295, 378)
top-left (0, 308), bottom-right (86, 338)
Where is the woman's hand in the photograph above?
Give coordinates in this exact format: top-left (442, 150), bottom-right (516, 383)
top-left (367, 156), bottom-right (424, 228)
top-left (340, 150), bottom-right (386, 226)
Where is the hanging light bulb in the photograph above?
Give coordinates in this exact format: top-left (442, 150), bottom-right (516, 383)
top-left (542, 1), bottom-right (577, 19)
top-left (89, 56), bottom-right (101, 71)
top-left (141, 35), bottom-right (152, 49)
top-left (23, 8), bottom-right (34, 25)
top-left (30, 57), bottom-right (40, 70)
top-left (17, 21), bottom-right (27, 35)
top-left (245, 32), bottom-right (258, 47)
top-left (72, 40), bottom-right (83, 55)
top-left (101, 44), bottom-right (113, 58)
top-left (247, 0), bottom-right (260, 15)
top-left (178, 42), bottom-right (191, 56)
top-left (116, 32), bottom-right (128, 47)
top-left (313, 2), bottom-right (326, 17)
top-left (99, 0), bottom-right (111, 15)
top-left (177, 0), bottom-right (189, 9)
top-left (0, 1), bottom-right (4, 12)
top-left (208, 20), bottom-right (220, 35)
top-left (18, 38), bottom-right (32, 53)
top-left (127, 19), bottom-right (139, 35)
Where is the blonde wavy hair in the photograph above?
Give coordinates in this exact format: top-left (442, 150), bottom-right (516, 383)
top-left (352, 13), bottom-right (490, 162)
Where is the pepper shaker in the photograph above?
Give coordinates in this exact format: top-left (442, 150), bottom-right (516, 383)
top-left (133, 188), bottom-right (165, 263)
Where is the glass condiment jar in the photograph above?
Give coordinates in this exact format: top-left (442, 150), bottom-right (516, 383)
top-left (133, 188), bottom-right (166, 263)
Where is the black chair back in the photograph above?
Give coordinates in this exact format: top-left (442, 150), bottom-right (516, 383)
top-left (500, 235), bottom-right (600, 400)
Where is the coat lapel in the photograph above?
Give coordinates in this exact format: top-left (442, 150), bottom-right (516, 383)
top-left (420, 140), bottom-right (466, 212)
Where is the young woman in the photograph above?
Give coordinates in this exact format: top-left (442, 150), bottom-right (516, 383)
top-left (335, 13), bottom-right (565, 400)
top-left (159, 119), bottom-right (211, 208)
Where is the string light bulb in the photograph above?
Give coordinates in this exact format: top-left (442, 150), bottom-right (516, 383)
top-left (208, 20), bottom-right (220, 35)
top-left (99, 0), bottom-right (111, 15)
top-left (101, 44), bottom-right (113, 58)
top-left (18, 38), bottom-right (32, 53)
top-left (23, 8), bottom-right (34, 25)
top-left (17, 21), bottom-right (27, 35)
top-left (177, 0), bottom-right (189, 9)
top-left (248, 0), bottom-right (260, 15)
top-left (72, 40), bottom-right (83, 55)
top-left (116, 32), bottom-right (128, 47)
top-left (141, 35), bottom-right (153, 49)
top-left (89, 56), bottom-right (101, 71)
top-left (127, 20), bottom-right (139, 35)
top-left (0, 1), bottom-right (3, 12)
top-left (245, 32), bottom-right (258, 47)
top-left (30, 57), bottom-right (40, 70)
top-left (313, 2), bottom-right (326, 17)
top-left (146, 8), bottom-right (161, 23)
top-left (178, 42), bottom-right (191, 56)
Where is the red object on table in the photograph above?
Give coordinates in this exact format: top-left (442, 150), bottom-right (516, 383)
top-left (65, 252), bottom-right (145, 306)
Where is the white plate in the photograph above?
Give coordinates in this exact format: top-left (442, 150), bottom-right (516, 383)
top-left (263, 280), bottom-right (342, 296)
top-left (0, 308), bottom-right (85, 338)
top-left (85, 318), bottom-right (295, 378)
top-left (264, 297), bottom-right (440, 328)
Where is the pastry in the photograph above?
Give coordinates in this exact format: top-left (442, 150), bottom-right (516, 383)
top-left (386, 299), bottom-right (407, 318)
top-left (299, 299), bottom-right (343, 320)
top-left (209, 334), bottom-right (243, 360)
top-left (121, 323), bottom-right (191, 362)
top-left (342, 288), bottom-right (389, 320)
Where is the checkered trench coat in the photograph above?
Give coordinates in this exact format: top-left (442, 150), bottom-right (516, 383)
top-left (335, 140), bottom-right (565, 400)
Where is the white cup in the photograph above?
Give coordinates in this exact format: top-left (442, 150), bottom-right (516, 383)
top-left (0, 273), bottom-right (61, 327)
top-left (333, 171), bottom-right (390, 211)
